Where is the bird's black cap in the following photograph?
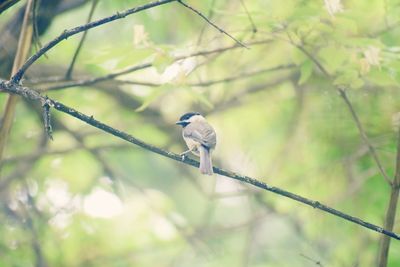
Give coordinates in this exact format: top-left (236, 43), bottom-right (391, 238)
top-left (178, 112), bottom-right (201, 122)
top-left (176, 112), bottom-right (201, 127)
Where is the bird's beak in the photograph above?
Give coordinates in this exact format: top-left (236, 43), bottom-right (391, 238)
top-left (176, 120), bottom-right (185, 125)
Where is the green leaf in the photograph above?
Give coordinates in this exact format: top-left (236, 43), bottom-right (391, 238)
top-left (318, 46), bottom-right (348, 73)
top-left (85, 63), bottom-right (108, 75)
top-left (291, 48), bottom-right (307, 65)
top-left (298, 60), bottom-right (313, 85)
top-left (135, 85), bottom-right (171, 112)
top-left (334, 70), bottom-right (359, 86)
top-left (350, 78), bottom-right (364, 89)
top-left (334, 16), bottom-right (358, 35)
top-left (135, 90), bottom-right (164, 112)
top-left (191, 90), bottom-right (214, 109)
top-left (366, 68), bottom-right (398, 87)
top-left (153, 52), bottom-right (174, 74)
top-left (115, 48), bottom-right (154, 69)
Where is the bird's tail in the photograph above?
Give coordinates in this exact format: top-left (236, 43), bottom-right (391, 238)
top-left (199, 146), bottom-right (213, 175)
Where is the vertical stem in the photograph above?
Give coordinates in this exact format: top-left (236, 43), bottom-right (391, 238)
top-left (377, 127), bottom-right (400, 267)
top-left (0, 0), bottom-right (34, 165)
top-left (65, 0), bottom-right (98, 79)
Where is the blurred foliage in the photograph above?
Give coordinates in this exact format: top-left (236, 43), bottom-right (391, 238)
top-left (1, 0), bottom-right (400, 266)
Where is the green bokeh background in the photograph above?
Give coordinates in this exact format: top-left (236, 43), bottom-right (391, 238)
top-left (1, 0), bottom-right (400, 266)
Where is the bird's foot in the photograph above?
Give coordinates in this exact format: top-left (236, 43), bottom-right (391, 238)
top-left (180, 149), bottom-right (192, 161)
top-left (180, 152), bottom-right (187, 161)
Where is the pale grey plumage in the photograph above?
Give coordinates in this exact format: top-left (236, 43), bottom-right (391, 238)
top-left (183, 121), bottom-right (216, 153)
top-left (176, 113), bottom-right (216, 175)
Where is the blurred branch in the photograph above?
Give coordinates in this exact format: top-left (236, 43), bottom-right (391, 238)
top-left (29, 39), bottom-right (273, 91)
top-left (287, 36), bottom-right (399, 265)
top-left (208, 74), bottom-right (296, 115)
top-left (116, 64), bottom-right (295, 88)
top-left (2, 79), bottom-right (400, 241)
top-left (239, 0), bottom-right (257, 34)
top-left (265, 82), bottom-right (305, 177)
top-left (287, 36), bottom-right (392, 186)
top-left (0, 0), bottom-right (34, 171)
top-left (0, 0), bottom-right (82, 77)
top-left (191, 64), bottom-right (294, 87)
top-left (177, 0), bottom-right (248, 48)
top-left (12, 0), bottom-right (250, 83)
top-left (196, 0), bottom-right (216, 45)
top-left (0, 132), bottom-right (48, 192)
top-left (56, 0), bottom-right (89, 13)
top-left (11, 0), bottom-right (178, 83)
top-left (2, 143), bottom-right (127, 167)
top-left (377, 125), bottom-right (400, 267)
top-left (300, 253), bottom-right (323, 267)
top-left (24, 195), bottom-right (48, 267)
top-left (338, 89), bottom-right (391, 185)
top-left (372, 21), bottom-right (400, 36)
top-left (65, 0), bottom-right (98, 79)
top-left (0, 0), bottom-right (20, 14)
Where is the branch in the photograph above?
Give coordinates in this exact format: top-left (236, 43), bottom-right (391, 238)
top-left (1, 79), bottom-right (400, 241)
top-left (378, 125), bottom-right (400, 266)
top-left (190, 64), bottom-right (294, 87)
top-left (196, 0), bottom-right (216, 45)
top-left (1, 143), bottom-right (127, 167)
top-left (239, 0), bottom-right (257, 34)
top-left (288, 38), bottom-right (392, 186)
top-left (177, 0), bottom-right (248, 49)
top-left (116, 64), bottom-right (294, 88)
top-left (0, 0), bottom-right (20, 14)
top-left (11, 0), bottom-right (177, 83)
top-left (338, 89), bottom-right (392, 185)
top-left (0, 0), bottom-right (34, 169)
top-left (65, 0), bottom-right (98, 79)
top-left (286, 39), bottom-right (398, 265)
top-left (300, 254), bottom-right (323, 267)
top-left (29, 39), bottom-right (273, 91)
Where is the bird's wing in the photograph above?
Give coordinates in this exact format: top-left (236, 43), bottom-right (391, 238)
top-left (183, 122), bottom-right (216, 149)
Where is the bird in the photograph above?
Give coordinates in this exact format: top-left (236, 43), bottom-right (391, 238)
top-left (176, 112), bottom-right (217, 175)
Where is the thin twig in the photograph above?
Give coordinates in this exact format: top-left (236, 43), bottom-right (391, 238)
top-left (115, 64), bottom-right (294, 88)
top-left (41, 96), bottom-right (53, 140)
top-left (300, 253), bottom-right (323, 267)
top-left (178, 0), bottom-right (248, 49)
top-left (65, 0), bottom-right (99, 79)
top-left (1, 79), bottom-right (400, 241)
top-left (239, 0), bottom-right (257, 33)
top-left (286, 35), bottom-right (392, 186)
top-left (11, 0), bottom-right (178, 83)
top-left (24, 196), bottom-right (48, 267)
top-left (1, 143), bottom-right (127, 167)
top-left (191, 64), bottom-right (294, 87)
top-left (32, 39), bottom-right (273, 91)
top-left (338, 89), bottom-right (392, 185)
top-left (32, 0), bottom-right (44, 55)
top-left (196, 0), bottom-right (216, 45)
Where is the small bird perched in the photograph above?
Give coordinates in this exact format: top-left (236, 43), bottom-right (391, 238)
top-left (176, 112), bottom-right (217, 175)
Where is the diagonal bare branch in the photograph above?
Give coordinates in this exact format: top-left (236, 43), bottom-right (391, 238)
top-left (177, 0), bottom-right (248, 48)
top-left (1, 79), bottom-right (400, 241)
top-left (11, 0), bottom-right (178, 83)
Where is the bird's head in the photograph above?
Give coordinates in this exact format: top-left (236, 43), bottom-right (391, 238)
top-left (176, 112), bottom-right (204, 127)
